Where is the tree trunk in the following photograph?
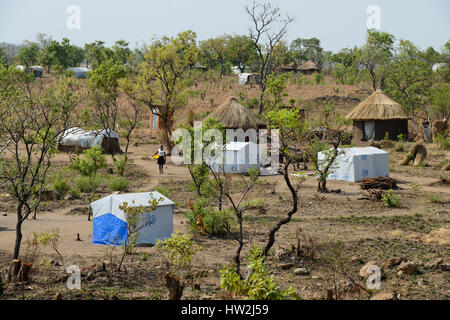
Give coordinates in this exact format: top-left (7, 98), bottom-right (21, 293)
top-left (13, 204), bottom-right (24, 260)
top-left (8, 259), bottom-right (21, 282)
top-left (234, 241), bottom-right (244, 279)
top-left (258, 92), bottom-right (264, 114)
top-left (263, 163), bottom-right (299, 257)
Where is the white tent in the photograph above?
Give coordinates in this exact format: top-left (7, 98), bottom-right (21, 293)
top-left (318, 147), bottom-right (389, 182)
top-left (58, 127), bottom-right (120, 150)
top-left (67, 67), bottom-right (90, 78)
top-left (91, 191), bottom-right (174, 246)
top-left (208, 141), bottom-right (261, 174)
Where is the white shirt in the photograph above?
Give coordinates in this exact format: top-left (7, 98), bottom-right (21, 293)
top-left (158, 149), bottom-right (165, 157)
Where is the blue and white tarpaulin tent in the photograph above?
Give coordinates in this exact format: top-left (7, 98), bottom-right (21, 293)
top-left (90, 192), bottom-right (174, 246)
top-left (318, 147), bottom-right (389, 183)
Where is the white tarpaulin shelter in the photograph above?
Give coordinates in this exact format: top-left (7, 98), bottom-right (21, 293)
top-left (58, 127), bottom-right (120, 149)
top-left (208, 141), bottom-right (261, 174)
top-left (318, 147), bottom-right (389, 182)
top-left (91, 192), bottom-right (174, 246)
top-left (67, 67), bottom-right (90, 78)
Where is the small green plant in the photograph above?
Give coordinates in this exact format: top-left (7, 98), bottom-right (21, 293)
top-left (117, 197), bottom-right (161, 271)
top-left (220, 246), bottom-right (297, 300)
top-left (70, 146), bottom-right (107, 220)
top-left (395, 134), bottom-right (405, 152)
top-left (51, 171), bottom-right (71, 195)
top-left (156, 232), bottom-right (201, 300)
top-left (314, 72), bottom-right (324, 84)
top-left (426, 194), bottom-right (443, 204)
top-left (381, 189), bottom-right (400, 208)
top-left (185, 198), bottom-right (235, 236)
top-left (107, 176), bottom-right (129, 192)
top-left (434, 130), bottom-right (450, 150)
top-left (74, 175), bottom-right (102, 193)
top-left (384, 132), bottom-right (390, 141)
top-left (70, 188), bottom-right (81, 199)
top-left (113, 154), bottom-right (128, 176)
top-left (140, 252), bottom-right (150, 261)
top-left (245, 97), bottom-right (259, 110)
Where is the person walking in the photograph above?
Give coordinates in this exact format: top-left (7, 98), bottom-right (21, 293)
top-left (153, 145), bottom-right (166, 174)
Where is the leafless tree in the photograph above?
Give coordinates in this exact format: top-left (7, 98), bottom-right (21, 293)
top-left (245, 1), bottom-right (294, 114)
top-left (0, 70), bottom-right (82, 259)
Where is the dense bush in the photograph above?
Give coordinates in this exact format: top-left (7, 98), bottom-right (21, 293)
top-left (51, 175), bottom-right (71, 195)
top-left (107, 176), bottom-right (129, 192)
top-left (185, 198), bottom-right (235, 236)
top-left (75, 175), bottom-right (102, 193)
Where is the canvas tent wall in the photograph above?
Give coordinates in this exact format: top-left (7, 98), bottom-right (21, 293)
top-left (67, 67), bottom-right (90, 79)
top-left (208, 141), bottom-right (261, 174)
top-left (318, 147), bottom-right (389, 183)
top-left (238, 73), bottom-right (260, 85)
top-left (58, 127), bottom-right (122, 154)
top-left (91, 191), bottom-right (174, 246)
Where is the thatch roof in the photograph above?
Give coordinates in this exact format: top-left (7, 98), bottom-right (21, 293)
top-left (205, 97), bottom-right (266, 130)
top-left (346, 90), bottom-right (413, 121)
top-left (298, 60), bottom-right (322, 71)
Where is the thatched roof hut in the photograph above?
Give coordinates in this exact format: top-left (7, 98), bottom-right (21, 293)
top-left (346, 89), bottom-right (413, 141)
top-left (205, 97), bottom-right (266, 131)
top-left (277, 62), bottom-right (298, 73)
top-left (298, 60), bottom-right (322, 74)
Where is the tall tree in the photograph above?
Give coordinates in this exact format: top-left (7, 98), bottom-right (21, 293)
top-left (290, 37), bottom-right (324, 65)
top-left (125, 31), bottom-right (199, 153)
top-left (199, 35), bottom-right (230, 77)
top-left (17, 44), bottom-right (40, 68)
top-left (386, 40), bottom-right (434, 118)
top-left (245, 1), bottom-right (294, 114)
top-left (358, 29), bottom-right (395, 92)
top-left (227, 35), bottom-right (258, 73)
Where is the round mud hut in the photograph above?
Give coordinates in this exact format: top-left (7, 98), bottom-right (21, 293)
top-left (205, 97), bottom-right (266, 131)
top-left (346, 90), bottom-right (413, 141)
top-left (298, 60), bottom-right (322, 74)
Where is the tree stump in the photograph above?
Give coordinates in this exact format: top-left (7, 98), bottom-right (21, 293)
top-left (18, 263), bottom-right (32, 282)
top-left (8, 259), bottom-right (21, 282)
top-left (164, 273), bottom-right (185, 300)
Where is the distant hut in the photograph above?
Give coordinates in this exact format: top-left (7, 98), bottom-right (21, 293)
top-left (298, 60), bottom-right (322, 74)
top-left (346, 89), bottom-right (413, 141)
top-left (277, 62), bottom-right (298, 74)
top-left (205, 97), bottom-right (266, 132)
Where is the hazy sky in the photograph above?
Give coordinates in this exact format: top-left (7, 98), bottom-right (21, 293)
top-left (0, 0), bottom-right (449, 52)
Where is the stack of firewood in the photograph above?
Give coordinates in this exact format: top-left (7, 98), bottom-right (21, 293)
top-left (360, 177), bottom-right (398, 190)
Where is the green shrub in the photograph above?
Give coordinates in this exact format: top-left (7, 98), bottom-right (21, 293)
top-left (427, 194), bottom-right (443, 204)
top-left (435, 130), bottom-right (450, 150)
top-left (75, 175), bottom-right (102, 193)
top-left (51, 175), bottom-right (71, 195)
top-left (395, 134), bottom-right (405, 152)
top-left (220, 246), bottom-right (296, 300)
top-left (113, 154), bottom-right (128, 176)
top-left (70, 188), bottom-right (81, 199)
top-left (381, 189), bottom-right (400, 208)
top-left (314, 72), bottom-right (324, 84)
top-left (185, 198), bottom-right (235, 235)
top-left (107, 176), bottom-right (129, 192)
top-left (245, 98), bottom-right (259, 110)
